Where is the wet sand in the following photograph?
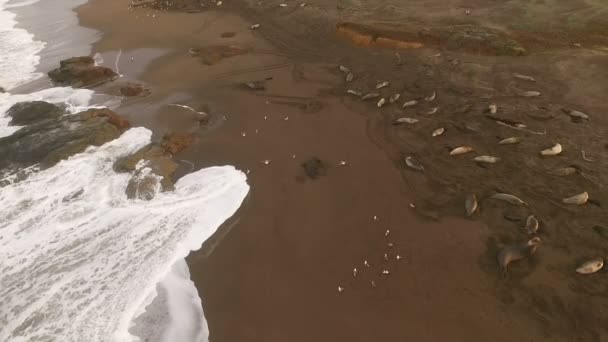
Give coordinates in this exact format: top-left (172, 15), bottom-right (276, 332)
top-left (77, 0), bottom-right (608, 341)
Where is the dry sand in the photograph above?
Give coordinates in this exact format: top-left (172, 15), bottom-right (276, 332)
top-left (78, 0), bottom-right (608, 340)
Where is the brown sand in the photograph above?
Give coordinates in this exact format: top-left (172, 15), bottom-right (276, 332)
top-left (78, 0), bottom-right (608, 341)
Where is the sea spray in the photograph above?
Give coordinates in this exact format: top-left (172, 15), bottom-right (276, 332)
top-left (0, 128), bottom-right (249, 341)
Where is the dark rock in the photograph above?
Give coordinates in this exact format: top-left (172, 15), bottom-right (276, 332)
top-left (48, 56), bottom-right (119, 88)
top-left (301, 157), bottom-right (327, 179)
top-left (0, 108), bottom-right (129, 169)
top-left (7, 101), bottom-right (64, 126)
top-left (120, 83), bottom-right (150, 97)
top-left (0, 87), bottom-right (5, 93)
top-left (221, 32), bottom-right (237, 38)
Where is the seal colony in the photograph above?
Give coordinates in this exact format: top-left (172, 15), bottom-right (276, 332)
top-left (77, 0), bottom-right (608, 340)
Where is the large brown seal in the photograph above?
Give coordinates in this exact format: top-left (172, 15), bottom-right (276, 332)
top-left (497, 237), bottom-right (541, 275)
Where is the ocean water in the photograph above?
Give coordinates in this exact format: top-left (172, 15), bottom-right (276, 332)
top-left (0, 1), bottom-right (249, 341)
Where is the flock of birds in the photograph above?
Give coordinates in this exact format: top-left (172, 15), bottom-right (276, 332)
top-left (333, 63), bottom-right (604, 292)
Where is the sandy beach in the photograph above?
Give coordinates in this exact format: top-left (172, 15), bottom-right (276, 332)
top-left (69, 0), bottom-right (608, 340)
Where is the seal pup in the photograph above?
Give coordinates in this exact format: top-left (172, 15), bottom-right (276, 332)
top-left (405, 156), bottom-right (424, 172)
top-left (376, 81), bottom-right (390, 89)
top-left (497, 237), bottom-right (541, 275)
top-left (576, 257), bottom-right (603, 274)
top-left (432, 127), bottom-right (445, 137)
top-left (465, 193), bottom-right (478, 216)
top-left (562, 191), bottom-right (588, 205)
top-left (361, 93), bottom-right (380, 101)
top-left (402, 100), bottom-right (418, 108)
top-left (389, 93), bottom-right (401, 103)
top-left (523, 215), bottom-right (539, 234)
top-left (540, 143), bottom-right (562, 156)
top-left (518, 90), bottom-right (541, 97)
top-left (498, 137), bottom-right (521, 145)
top-left (474, 155), bottom-right (500, 164)
top-left (450, 146), bottom-right (474, 155)
top-left (513, 74), bottom-right (536, 82)
top-left (393, 117), bottom-right (418, 125)
top-left (490, 193), bottom-right (528, 206)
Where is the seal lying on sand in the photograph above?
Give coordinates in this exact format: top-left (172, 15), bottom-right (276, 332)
top-left (497, 237), bottom-right (541, 275)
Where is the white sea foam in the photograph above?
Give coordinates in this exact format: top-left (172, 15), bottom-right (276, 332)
top-left (0, 0), bottom-right (45, 90)
top-left (0, 127), bottom-right (250, 341)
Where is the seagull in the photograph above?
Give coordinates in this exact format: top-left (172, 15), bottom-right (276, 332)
top-left (338, 161), bottom-right (348, 166)
top-left (387, 242), bottom-right (394, 248)
top-left (261, 160), bottom-right (271, 165)
top-left (381, 269), bottom-right (390, 275)
top-left (384, 253), bottom-right (389, 261)
top-left (364, 260), bottom-right (370, 268)
top-left (385, 229), bottom-right (390, 237)
top-left (371, 281), bottom-right (377, 288)
top-left (396, 254), bottom-right (402, 260)
top-left (353, 268), bottom-right (357, 277)
top-left (338, 286), bottom-right (344, 293)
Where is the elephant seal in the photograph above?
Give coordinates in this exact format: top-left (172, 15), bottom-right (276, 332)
top-left (497, 237), bottom-right (541, 275)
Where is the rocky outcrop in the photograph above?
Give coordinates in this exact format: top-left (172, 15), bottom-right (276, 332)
top-left (48, 56), bottom-right (119, 88)
top-left (161, 131), bottom-right (194, 155)
top-left (7, 101), bottom-right (64, 126)
top-left (113, 131), bottom-right (195, 200)
top-left (0, 107), bottom-right (130, 169)
top-left (114, 145), bottom-right (179, 200)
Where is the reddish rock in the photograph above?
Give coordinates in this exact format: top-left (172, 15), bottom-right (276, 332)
top-left (83, 108), bottom-right (131, 130)
top-left (48, 56), bottom-right (119, 88)
top-left (161, 132), bottom-right (194, 155)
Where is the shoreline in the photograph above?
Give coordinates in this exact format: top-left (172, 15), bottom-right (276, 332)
top-left (2, 0), bottom-right (606, 339)
top-left (78, 0), bottom-right (608, 340)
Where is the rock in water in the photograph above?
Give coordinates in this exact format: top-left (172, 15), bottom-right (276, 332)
top-left (497, 237), bottom-right (541, 274)
top-left (562, 192), bottom-right (588, 205)
top-left (465, 193), bottom-right (478, 216)
top-left (0, 108), bottom-right (129, 169)
top-left (115, 144), bottom-right (179, 199)
top-left (7, 101), bottom-right (64, 126)
top-left (48, 56), bottom-right (119, 88)
top-left (576, 257), bottom-right (604, 274)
